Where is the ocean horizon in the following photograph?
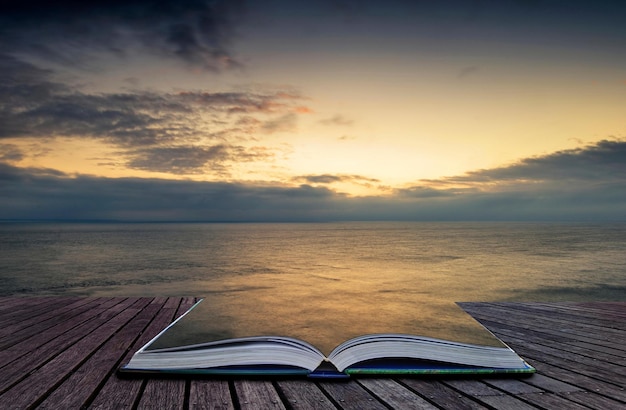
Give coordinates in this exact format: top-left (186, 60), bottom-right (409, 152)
top-left (1, 221), bottom-right (625, 302)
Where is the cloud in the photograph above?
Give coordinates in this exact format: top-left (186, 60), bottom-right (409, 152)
top-left (438, 139), bottom-right (626, 187)
top-left (178, 89), bottom-right (307, 114)
top-left (0, 54), bottom-right (69, 138)
top-left (297, 174), bottom-right (343, 184)
top-left (1, 67), bottom-right (310, 145)
top-left (294, 174), bottom-right (379, 185)
top-left (0, 53), bottom-right (64, 93)
top-left (457, 66), bottom-right (479, 79)
top-left (3, 139), bottom-right (624, 222)
top-left (395, 186), bottom-right (472, 198)
top-left (292, 174), bottom-right (385, 195)
top-left (260, 114), bottom-right (298, 134)
top-left (1, 90), bottom-right (191, 145)
top-left (0, 163), bottom-right (345, 221)
top-left (0, 56), bottom-right (311, 175)
top-left (0, 162), bottom-right (66, 182)
top-left (0, 0), bottom-right (246, 71)
top-left (319, 115), bottom-right (354, 127)
top-left (0, 144), bottom-right (24, 163)
top-left (393, 139), bottom-right (626, 220)
top-left (126, 144), bottom-right (273, 175)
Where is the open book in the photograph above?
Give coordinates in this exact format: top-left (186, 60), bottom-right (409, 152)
top-left (120, 299), bottom-right (534, 378)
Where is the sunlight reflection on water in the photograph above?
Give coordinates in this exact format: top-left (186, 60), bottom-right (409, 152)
top-left (1, 221), bottom-right (625, 303)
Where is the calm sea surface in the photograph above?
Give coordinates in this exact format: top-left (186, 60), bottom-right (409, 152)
top-left (1, 221), bottom-right (625, 301)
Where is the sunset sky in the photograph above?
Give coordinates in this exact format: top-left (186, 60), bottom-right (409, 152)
top-left (1, 0), bottom-right (625, 221)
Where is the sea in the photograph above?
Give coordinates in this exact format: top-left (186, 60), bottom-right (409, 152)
top-left (1, 221), bottom-right (625, 302)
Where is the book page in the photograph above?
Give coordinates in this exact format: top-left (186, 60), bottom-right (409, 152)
top-left (146, 271), bottom-right (504, 356)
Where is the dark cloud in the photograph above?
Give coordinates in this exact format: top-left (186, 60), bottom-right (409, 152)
top-left (393, 139), bottom-right (626, 220)
top-left (0, 85), bottom-right (308, 145)
top-left (0, 55), bottom-right (68, 138)
top-left (396, 186), bottom-right (471, 198)
top-left (0, 144), bottom-right (24, 163)
top-left (0, 162), bottom-right (66, 182)
top-left (0, 163), bottom-right (344, 222)
top-left (0, 0), bottom-right (246, 71)
top-left (9, 87), bottom-right (304, 145)
top-left (298, 174), bottom-right (343, 184)
top-left (395, 140), bottom-right (626, 217)
top-left (445, 139), bottom-right (626, 185)
top-left (294, 174), bottom-right (380, 185)
top-left (1, 89), bottom-right (189, 144)
top-left (178, 89), bottom-right (306, 114)
top-left (3, 139), bottom-right (624, 222)
top-left (0, 57), bottom-right (189, 144)
top-left (0, 54), bottom-right (62, 93)
top-left (126, 144), bottom-right (273, 175)
top-left (0, 57), bottom-right (310, 174)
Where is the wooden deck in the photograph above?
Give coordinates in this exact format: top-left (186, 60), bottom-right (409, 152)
top-left (0, 297), bottom-right (624, 409)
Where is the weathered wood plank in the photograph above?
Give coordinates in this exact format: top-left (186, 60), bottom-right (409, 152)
top-left (399, 379), bottom-right (490, 410)
top-left (519, 302), bottom-right (626, 325)
top-left (463, 303), bottom-right (626, 346)
top-left (137, 297), bottom-right (196, 409)
top-left (0, 298), bottom-right (131, 394)
top-left (0, 298), bottom-right (144, 408)
top-left (0, 298), bottom-right (113, 351)
top-left (276, 380), bottom-right (336, 410)
top-left (137, 378), bottom-right (186, 410)
top-left (0, 297), bottom-right (102, 341)
top-left (562, 391), bottom-right (626, 410)
top-left (188, 380), bottom-right (234, 410)
top-left (473, 394), bottom-right (538, 410)
top-left (500, 303), bottom-right (626, 339)
top-left (0, 296), bottom-right (57, 314)
top-left (473, 315), bottom-right (626, 404)
top-left (0, 299), bottom-right (624, 410)
top-left (358, 378), bottom-right (437, 409)
top-left (318, 381), bottom-right (388, 410)
top-left (0, 296), bottom-right (69, 318)
top-left (566, 339), bottom-right (626, 361)
top-left (519, 357), bottom-right (626, 403)
top-left (443, 380), bottom-right (539, 410)
top-left (233, 380), bottom-right (286, 410)
top-left (470, 319), bottom-right (626, 385)
top-left (0, 298), bottom-right (110, 369)
top-left (480, 378), bottom-right (543, 395)
top-left (36, 298), bottom-right (154, 409)
top-left (516, 392), bottom-right (592, 410)
top-left (88, 297), bottom-right (178, 409)
top-left (461, 304), bottom-right (626, 358)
